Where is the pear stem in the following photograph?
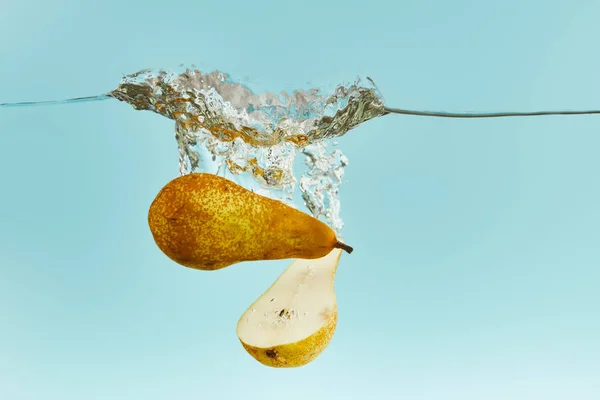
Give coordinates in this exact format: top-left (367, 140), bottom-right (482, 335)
top-left (335, 241), bottom-right (354, 254)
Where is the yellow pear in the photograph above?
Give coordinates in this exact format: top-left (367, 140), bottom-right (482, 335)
top-left (237, 248), bottom-right (343, 367)
top-left (148, 173), bottom-right (352, 270)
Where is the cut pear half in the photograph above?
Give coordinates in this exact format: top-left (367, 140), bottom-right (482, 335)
top-left (237, 248), bottom-right (343, 368)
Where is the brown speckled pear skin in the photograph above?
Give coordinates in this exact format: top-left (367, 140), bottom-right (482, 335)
top-left (148, 173), bottom-right (345, 270)
top-left (240, 307), bottom-right (338, 368)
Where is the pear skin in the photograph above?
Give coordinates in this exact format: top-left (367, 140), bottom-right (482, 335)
top-left (148, 173), bottom-right (352, 270)
top-left (237, 248), bottom-right (343, 368)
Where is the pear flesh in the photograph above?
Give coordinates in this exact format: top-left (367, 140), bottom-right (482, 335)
top-left (148, 173), bottom-right (352, 271)
top-left (237, 248), bottom-right (343, 367)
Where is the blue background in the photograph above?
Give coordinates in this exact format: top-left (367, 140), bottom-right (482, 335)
top-left (1, 1), bottom-right (599, 399)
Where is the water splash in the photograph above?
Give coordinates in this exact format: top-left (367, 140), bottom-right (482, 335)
top-left (108, 67), bottom-right (386, 232)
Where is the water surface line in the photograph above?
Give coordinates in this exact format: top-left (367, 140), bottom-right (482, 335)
top-left (2, 94), bottom-right (600, 120)
top-left (0, 94), bottom-right (112, 108)
top-left (383, 106), bottom-right (600, 118)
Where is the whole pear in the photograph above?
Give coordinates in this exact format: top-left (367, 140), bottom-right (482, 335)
top-left (148, 173), bottom-right (352, 270)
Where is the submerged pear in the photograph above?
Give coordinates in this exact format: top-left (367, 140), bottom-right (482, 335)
top-left (148, 173), bottom-right (352, 270)
top-left (237, 248), bottom-right (343, 367)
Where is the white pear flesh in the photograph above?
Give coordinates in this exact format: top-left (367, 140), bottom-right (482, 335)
top-left (236, 248), bottom-right (343, 368)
